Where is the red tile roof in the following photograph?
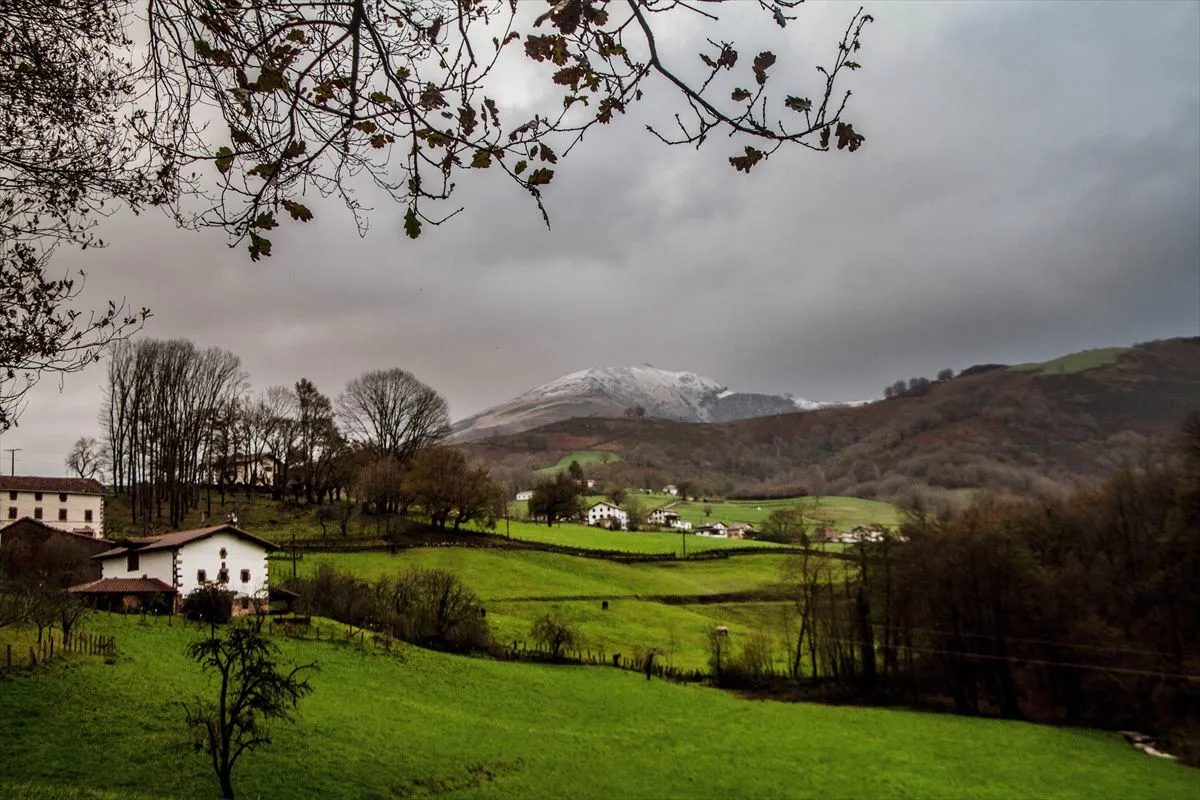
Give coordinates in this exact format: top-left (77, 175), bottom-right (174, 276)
top-left (68, 577), bottom-right (176, 594)
top-left (93, 524), bottom-right (279, 559)
top-left (0, 476), bottom-right (105, 494)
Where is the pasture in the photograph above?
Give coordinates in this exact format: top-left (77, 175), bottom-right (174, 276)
top-left (292, 548), bottom-right (793, 599)
top-left (534, 450), bottom-right (618, 475)
top-left (1010, 346), bottom-right (1128, 375)
top-left (1, 614), bottom-right (1195, 800)
top-left (489, 518), bottom-right (781, 554)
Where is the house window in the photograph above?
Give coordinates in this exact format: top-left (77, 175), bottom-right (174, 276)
top-left (58, 493), bottom-right (67, 502)
top-left (240, 569), bottom-right (251, 583)
top-left (240, 597), bottom-right (250, 610)
top-left (7, 491), bottom-right (15, 500)
top-left (219, 547), bottom-right (228, 559)
top-left (84, 509), bottom-right (93, 522)
top-left (34, 507), bottom-right (43, 520)
top-left (58, 509), bottom-right (68, 521)
top-left (34, 492), bottom-right (43, 501)
top-left (197, 569), bottom-right (207, 583)
top-left (127, 553), bottom-right (139, 572)
top-left (6, 507), bottom-right (14, 519)
top-left (217, 568), bottom-right (230, 584)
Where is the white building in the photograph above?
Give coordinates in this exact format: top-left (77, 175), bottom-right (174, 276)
top-left (84, 524), bottom-right (277, 613)
top-left (662, 485), bottom-right (679, 496)
top-left (670, 518), bottom-right (693, 531)
top-left (209, 453), bottom-right (281, 487)
top-left (0, 476), bottom-right (105, 538)
top-left (586, 501), bottom-right (628, 530)
top-left (515, 490), bottom-right (534, 501)
top-left (648, 507), bottom-right (678, 526)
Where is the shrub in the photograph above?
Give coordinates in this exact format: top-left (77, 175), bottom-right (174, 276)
top-left (530, 612), bottom-right (579, 659)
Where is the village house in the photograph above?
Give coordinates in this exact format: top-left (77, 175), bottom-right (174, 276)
top-left (0, 476), bottom-right (106, 538)
top-left (648, 507), bottom-right (678, 526)
top-left (726, 523), bottom-right (756, 540)
top-left (695, 522), bottom-right (729, 538)
top-left (586, 501), bottom-right (628, 531)
top-left (670, 518), bottom-right (693, 531)
top-left (0, 517), bottom-right (112, 585)
top-left (515, 490), bottom-right (534, 502)
top-left (68, 524), bottom-right (277, 613)
top-left (662, 484), bottom-right (679, 496)
top-left (208, 453), bottom-right (281, 488)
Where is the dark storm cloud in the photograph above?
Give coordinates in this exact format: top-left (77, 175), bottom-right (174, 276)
top-left (8, 1), bottom-right (1198, 473)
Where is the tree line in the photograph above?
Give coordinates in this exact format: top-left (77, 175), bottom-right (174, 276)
top-left (97, 336), bottom-right (499, 532)
top-left (754, 411), bottom-right (1200, 762)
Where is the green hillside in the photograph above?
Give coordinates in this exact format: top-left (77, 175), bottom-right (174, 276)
top-left (2, 614), bottom-right (1193, 800)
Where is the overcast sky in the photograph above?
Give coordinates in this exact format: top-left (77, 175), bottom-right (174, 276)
top-left (5, 0), bottom-right (1198, 477)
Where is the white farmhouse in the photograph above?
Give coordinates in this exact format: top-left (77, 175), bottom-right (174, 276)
top-left (74, 524), bottom-right (277, 613)
top-left (0, 476), bottom-right (105, 538)
top-left (648, 507), bottom-right (679, 526)
top-left (586, 501), bottom-right (628, 531)
top-left (670, 518), bottom-right (693, 531)
top-left (662, 485), bottom-right (679, 496)
top-left (515, 490), bottom-right (534, 502)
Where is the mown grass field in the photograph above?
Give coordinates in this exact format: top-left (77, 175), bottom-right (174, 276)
top-left (1, 614), bottom-right (1195, 800)
top-left (293, 549), bottom-right (794, 599)
top-left (1010, 346), bottom-right (1128, 375)
top-left (292, 549), bottom-right (814, 670)
top-left (534, 450), bottom-right (618, 475)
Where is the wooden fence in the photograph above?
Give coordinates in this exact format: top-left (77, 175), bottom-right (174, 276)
top-left (3, 630), bottom-right (117, 671)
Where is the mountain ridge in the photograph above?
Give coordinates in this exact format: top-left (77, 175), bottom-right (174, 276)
top-left (450, 364), bottom-right (848, 441)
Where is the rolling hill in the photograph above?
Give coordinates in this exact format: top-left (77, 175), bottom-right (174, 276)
top-left (464, 337), bottom-right (1200, 504)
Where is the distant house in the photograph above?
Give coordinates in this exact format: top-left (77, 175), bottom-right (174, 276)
top-left (0, 517), bottom-right (112, 585)
top-left (515, 490), bottom-right (534, 502)
top-left (585, 479), bottom-right (597, 490)
top-left (648, 507), bottom-right (679, 526)
top-left (0, 476), bottom-right (106, 538)
top-left (662, 485), bottom-right (679, 496)
top-left (586, 502), bottom-right (628, 531)
top-left (695, 522), bottom-right (729, 538)
top-left (726, 523), bottom-right (755, 540)
top-left (69, 524), bottom-right (277, 613)
top-left (669, 518), bottom-right (693, 531)
top-left (209, 453), bottom-right (281, 488)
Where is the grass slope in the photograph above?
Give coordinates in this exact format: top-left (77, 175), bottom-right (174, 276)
top-left (1010, 347), bottom-right (1128, 375)
top-left (1, 615), bottom-right (1194, 800)
top-left (534, 450), bottom-right (618, 475)
top-left (491, 519), bottom-right (781, 554)
top-left (294, 549), bottom-right (793, 599)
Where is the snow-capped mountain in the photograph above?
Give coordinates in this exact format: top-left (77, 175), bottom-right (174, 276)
top-left (450, 366), bottom-right (844, 441)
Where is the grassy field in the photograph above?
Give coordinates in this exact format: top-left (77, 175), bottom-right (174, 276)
top-left (1, 614), bottom-right (1195, 800)
top-left (292, 549), bottom-right (794, 599)
top-left (665, 495), bottom-right (902, 530)
top-left (292, 548), bottom-right (811, 670)
top-left (534, 450), bottom-right (618, 475)
top-left (486, 518), bottom-right (781, 554)
top-left (1010, 347), bottom-right (1128, 375)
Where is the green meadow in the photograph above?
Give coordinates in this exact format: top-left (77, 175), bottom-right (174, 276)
top-left (2, 614), bottom-right (1195, 800)
top-left (487, 518), bottom-right (781, 554)
top-left (534, 450), bottom-right (618, 475)
top-left (1010, 346), bottom-right (1128, 375)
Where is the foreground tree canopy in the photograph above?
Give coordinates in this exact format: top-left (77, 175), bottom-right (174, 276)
top-left (1, 0), bottom-right (873, 427)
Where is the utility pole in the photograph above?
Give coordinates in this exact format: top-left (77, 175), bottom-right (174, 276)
top-left (5, 448), bottom-right (21, 476)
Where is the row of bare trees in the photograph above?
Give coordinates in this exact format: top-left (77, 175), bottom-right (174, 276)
top-left (100, 337), bottom-right (454, 528)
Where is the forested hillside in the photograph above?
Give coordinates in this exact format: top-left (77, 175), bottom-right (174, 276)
top-left (467, 338), bottom-right (1200, 505)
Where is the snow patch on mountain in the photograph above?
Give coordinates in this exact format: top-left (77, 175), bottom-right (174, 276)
top-left (451, 365), bottom-right (854, 441)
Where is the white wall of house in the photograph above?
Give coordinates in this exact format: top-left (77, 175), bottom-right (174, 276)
top-left (100, 549), bottom-right (174, 582)
top-left (515, 490), bottom-right (533, 501)
top-left (175, 533), bottom-right (270, 600)
top-left (2, 491), bottom-right (104, 537)
top-left (670, 519), bottom-right (693, 531)
top-left (587, 503), bottom-right (628, 530)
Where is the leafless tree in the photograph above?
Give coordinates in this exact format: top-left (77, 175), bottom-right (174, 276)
top-left (338, 368), bottom-right (450, 464)
top-left (65, 436), bottom-right (104, 480)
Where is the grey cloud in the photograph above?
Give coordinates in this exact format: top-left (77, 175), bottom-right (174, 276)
top-left (8, 0), bottom-right (1198, 472)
